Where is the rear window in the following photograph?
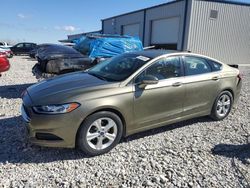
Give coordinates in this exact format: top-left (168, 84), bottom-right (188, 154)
top-left (184, 56), bottom-right (212, 76)
top-left (208, 59), bottom-right (222, 71)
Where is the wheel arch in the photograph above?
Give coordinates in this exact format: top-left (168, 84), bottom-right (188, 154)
top-left (210, 88), bottom-right (235, 120)
top-left (221, 88), bottom-right (234, 100)
top-left (75, 107), bottom-right (127, 147)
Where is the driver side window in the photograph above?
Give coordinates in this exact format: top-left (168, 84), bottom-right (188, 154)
top-left (16, 43), bottom-right (24, 48)
top-left (135, 56), bottom-right (181, 83)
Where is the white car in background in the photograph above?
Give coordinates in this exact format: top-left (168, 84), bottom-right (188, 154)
top-left (0, 42), bottom-right (12, 49)
top-left (0, 47), bottom-right (13, 58)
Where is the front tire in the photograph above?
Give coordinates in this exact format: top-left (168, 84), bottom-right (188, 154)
top-left (77, 111), bottom-right (123, 156)
top-left (210, 91), bottom-right (233, 120)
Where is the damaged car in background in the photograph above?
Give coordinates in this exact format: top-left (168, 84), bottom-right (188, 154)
top-left (29, 43), bottom-right (53, 59)
top-left (32, 34), bottom-right (143, 78)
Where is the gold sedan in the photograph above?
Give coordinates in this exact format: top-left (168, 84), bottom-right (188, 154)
top-left (21, 50), bottom-right (242, 156)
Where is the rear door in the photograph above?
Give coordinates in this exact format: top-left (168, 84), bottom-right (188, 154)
top-left (24, 43), bottom-right (33, 53)
top-left (182, 56), bottom-right (221, 116)
top-left (133, 56), bottom-right (185, 130)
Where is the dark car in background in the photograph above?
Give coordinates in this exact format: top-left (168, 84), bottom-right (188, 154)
top-left (35, 44), bottom-right (88, 74)
top-left (11, 42), bottom-right (37, 55)
top-left (33, 34), bottom-right (143, 76)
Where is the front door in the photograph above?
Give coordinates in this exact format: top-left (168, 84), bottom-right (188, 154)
top-left (133, 56), bottom-right (185, 131)
top-left (15, 43), bottom-right (24, 54)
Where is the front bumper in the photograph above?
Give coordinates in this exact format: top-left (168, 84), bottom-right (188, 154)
top-left (20, 104), bottom-right (82, 148)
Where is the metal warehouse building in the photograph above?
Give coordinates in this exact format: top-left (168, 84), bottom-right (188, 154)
top-left (102, 0), bottom-right (250, 64)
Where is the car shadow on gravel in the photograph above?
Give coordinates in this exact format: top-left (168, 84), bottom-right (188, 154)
top-left (0, 83), bottom-right (34, 99)
top-left (122, 116), bottom-right (214, 143)
top-left (23, 57), bottom-right (37, 61)
top-left (0, 115), bottom-right (213, 164)
top-left (212, 143), bottom-right (250, 164)
top-left (0, 116), bottom-right (89, 164)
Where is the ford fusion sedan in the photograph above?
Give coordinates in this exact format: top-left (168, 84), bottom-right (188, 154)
top-left (21, 50), bottom-right (242, 156)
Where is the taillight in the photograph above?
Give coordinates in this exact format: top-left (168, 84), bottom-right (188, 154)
top-left (237, 73), bottom-right (242, 80)
top-left (237, 73), bottom-right (242, 85)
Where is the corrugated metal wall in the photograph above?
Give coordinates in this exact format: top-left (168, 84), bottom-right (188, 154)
top-left (187, 0), bottom-right (250, 64)
top-left (68, 33), bottom-right (85, 40)
top-left (102, 11), bottom-right (145, 42)
top-left (144, 1), bottom-right (186, 49)
top-left (102, 1), bottom-right (186, 48)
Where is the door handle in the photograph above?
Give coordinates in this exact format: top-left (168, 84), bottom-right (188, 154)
top-left (212, 76), bottom-right (220, 81)
top-left (172, 82), bottom-right (182, 87)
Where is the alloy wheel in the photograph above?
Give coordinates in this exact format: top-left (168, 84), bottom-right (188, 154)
top-left (86, 118), bottom-right (118, 150)
top-left (216, 94), bottom-right (231, 117)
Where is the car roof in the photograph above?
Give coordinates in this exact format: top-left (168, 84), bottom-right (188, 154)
top-left (86, 34), bottom-right (134, 39)
top-left (16, 42), bottom-right (36, 45)
top-left (128, 50), bottom-right (179, 59)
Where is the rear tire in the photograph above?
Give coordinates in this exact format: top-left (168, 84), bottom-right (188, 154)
top-left (210, 91), bottom-right (233, 121)
top-left (77, 111), bottom-right (123, 156)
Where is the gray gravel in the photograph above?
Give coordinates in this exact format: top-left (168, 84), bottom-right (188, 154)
top-left (0, 56), bottom-right (249, 188)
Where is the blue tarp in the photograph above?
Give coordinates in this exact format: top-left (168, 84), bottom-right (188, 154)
top-left (74, 35), bottom-right (143, 58)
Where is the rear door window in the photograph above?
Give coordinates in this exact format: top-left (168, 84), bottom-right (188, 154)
top-left (25, 43), bottom-right (32, 48)
top-left (183, 56), bottom-right (212, 76)
top-left (208, 59), bottom-right (222, 71)
top-left (16, 43), bottom-right (24, 48)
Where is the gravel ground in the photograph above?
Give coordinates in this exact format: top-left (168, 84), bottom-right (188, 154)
top-left (0, 56), bottom-right (249, 188)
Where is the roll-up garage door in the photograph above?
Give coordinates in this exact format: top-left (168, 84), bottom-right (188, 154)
top-left (151, 17), bottom-right (180, 49)
top-left (122, 23), bottom-right (140, 37)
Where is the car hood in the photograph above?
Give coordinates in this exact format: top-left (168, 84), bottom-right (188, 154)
top-left (27, 72), bottom-right (117, 105)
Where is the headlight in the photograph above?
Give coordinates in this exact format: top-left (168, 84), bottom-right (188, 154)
top-left (33, 103), bottom-right (80, 114)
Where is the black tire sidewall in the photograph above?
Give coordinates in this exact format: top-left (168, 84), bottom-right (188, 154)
top-left (211, 91), bottom-right (233, 120)
top-left (77, 111), bottom-right (123, 156)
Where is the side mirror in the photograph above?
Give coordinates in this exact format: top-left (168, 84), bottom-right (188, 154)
top-left (138, 75), bottom-right (159, 89)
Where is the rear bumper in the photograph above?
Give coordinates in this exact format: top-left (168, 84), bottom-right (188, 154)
top-left (234, 79), bottom-right (242, 106)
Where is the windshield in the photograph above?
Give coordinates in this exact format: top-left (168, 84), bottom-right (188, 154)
top-left (88, 54), bottom-right (151, 82)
